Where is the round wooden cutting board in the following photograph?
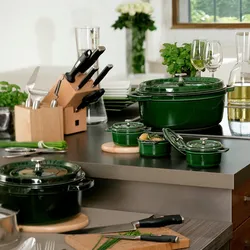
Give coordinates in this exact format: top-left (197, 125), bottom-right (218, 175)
top-left (19, 213), bottom-right (88, 233)
top-left (101, 142), bottom-right (139, 154)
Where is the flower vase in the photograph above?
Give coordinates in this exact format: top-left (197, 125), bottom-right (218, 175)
top-left (126, 28), bottom-right (146, 76)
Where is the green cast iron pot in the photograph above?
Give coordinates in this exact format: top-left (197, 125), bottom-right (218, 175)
top-left (186, 149), bottom-right (229, 168)
top-left (107, 122), bottom-right (145, 147)
top-left (138, 138), bottom-right (171, 157)
top-left (163, 128), bottom-right (229, 168)
top-left (129, 77), bottom-right (234, 130)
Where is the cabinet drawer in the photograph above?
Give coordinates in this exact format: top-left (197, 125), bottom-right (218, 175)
top-left (231, 215), bottom-right (250, 250)
top-left (232, 180), bottom-right (250, 229)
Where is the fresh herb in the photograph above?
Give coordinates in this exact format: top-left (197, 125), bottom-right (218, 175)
top-left (0, 140), bottom-right (68, 150)
top-left (94, 230), bottom-right (142, 250)
top-left (0, 81), bottom-right (28, 108)
top-left (160, 42), bottom-right (205, 77)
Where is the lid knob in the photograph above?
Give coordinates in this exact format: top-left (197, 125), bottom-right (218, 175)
top-left (31, 157), bottom-right (45, 176)
top-left (200, 137), bottom-right (208, 145)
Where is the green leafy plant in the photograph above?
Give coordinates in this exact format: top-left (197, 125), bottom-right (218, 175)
top-left (160, 42), bottom-right (204, 77)
top-left (112, 1), bottom-right (156, 74)
top-left (0, 81), bottom-right (27, 108)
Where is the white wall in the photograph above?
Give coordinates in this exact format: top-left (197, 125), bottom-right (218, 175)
top-left (0, 0), bottom-right (245, 89)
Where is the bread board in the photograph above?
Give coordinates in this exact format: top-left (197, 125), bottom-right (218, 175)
top-left (19, 213), bottom-right (89, 233)
top-left (65, 227), bottom-right (190, 250)
top-left (101, 142), bottom-right (139, 154)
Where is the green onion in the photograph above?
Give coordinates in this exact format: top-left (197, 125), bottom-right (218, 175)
top-left (94, 230), bottom-right (142, 250)
top-left (0, 140), bottom-right (68, 150)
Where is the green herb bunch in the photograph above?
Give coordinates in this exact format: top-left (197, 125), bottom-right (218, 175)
top-left (0, 81), bottom-right (27, 108)
top-left (160, 43), bottom-right (204, 77)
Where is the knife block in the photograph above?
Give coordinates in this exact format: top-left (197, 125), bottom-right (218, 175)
top-left (42, 73), bottom-right (99, 135)
top-left (14, 105), bottom-right (64, 142)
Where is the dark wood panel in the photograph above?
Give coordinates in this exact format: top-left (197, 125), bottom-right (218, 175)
top-left (232, 180), bottom-right (250, 229)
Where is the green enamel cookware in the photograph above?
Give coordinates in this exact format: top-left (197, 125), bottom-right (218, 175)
top-left (162, 128), bottom-right (229, 168)
top-left (129, 76), bottom-right (234, 130)
top-left (0, 157), bottom-right (94, 225)
top-left (138, 133), bottom-right (171, 158)
top-left (107, 122), bottom-right (145, 147)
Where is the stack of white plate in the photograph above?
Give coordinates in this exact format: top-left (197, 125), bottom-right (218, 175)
top-left (101, 80), bottom-right (136, 111)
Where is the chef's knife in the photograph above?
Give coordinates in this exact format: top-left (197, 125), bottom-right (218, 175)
top-left (92, 64), bottom-right (113, 88)
top-left (75, 66), bottom-right (99, 91)
top-left (75, 88), bottom-right (105, 112)
top-left (50, 75), bottom-right (64, 107)
top-left (65, 49), bottom-right (92, 83)
top-left (79, 46), bottom-right (106, 73)
top-left (105, 234), bottom-right (179, 243)
top-left (63, 214), bottom-right (184, 234)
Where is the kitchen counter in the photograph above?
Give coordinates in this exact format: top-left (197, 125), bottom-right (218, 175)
top-left (17, 207), bottom-right (232, 250)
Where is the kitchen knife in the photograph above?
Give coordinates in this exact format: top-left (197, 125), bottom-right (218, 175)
top-left (104, 234), bottom-right (179, 243)
top-left (79, 46), bottom-right (106, 73)
top-left (50, 75), bottom-right (64, 107)
top-left (92, 64), bottom-right (113, 88)
top-left (75, 88), bottom-right (105, 112)
top-left (65, 49), bottom-right (92, 83)
top-left (75, 66), bottom-right (99, 91)
top-left (63, 214), bottom-right (184, 234)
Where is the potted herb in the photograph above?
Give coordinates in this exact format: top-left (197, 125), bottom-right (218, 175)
top-left (160, 42), bottom-right (204, 77)
top-left (0, 81), bottom-right (27, 134)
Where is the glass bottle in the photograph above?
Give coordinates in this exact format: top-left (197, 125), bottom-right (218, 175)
top-left (228, 32), bottom-right (250, 136)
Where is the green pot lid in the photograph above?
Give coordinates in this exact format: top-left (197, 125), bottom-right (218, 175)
top-left (0, 157), bottom-right (84, 186)
top-left (186, 138), bottom-right (223, 152)
top-left (111, 122), bottom-right (145, 133)
top-left (137, 77), bottom-right (224, 96)
top-left (162, 128), bottom-right (186, 155)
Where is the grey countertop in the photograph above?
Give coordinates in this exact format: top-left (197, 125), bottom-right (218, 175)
top-left (16, 207), bottom-right (232, 250)
top-left (1, 105), bottom-right (250, 190)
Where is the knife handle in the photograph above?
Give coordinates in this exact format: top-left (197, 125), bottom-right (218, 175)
top-left (140, 235), bottom-right (179, 243)
top-left (76, 67), bottom-right (99, 91)
top-left (92, 64), bottom-right (113, 88)
top-left (137, 215), bottom-right (184, 228)
top-left (65, 49), bottom-right (92, 83)
top-left (80, 46), bottom-right (106, 73)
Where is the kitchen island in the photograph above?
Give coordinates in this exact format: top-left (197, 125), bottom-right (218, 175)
top-left (1, 104), bottom-right (250, 249)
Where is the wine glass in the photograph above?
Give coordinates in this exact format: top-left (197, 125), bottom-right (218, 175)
top-left (190, 39), bottom-right (207, 76)
top-left (204, 40), bottom-right (223, 78)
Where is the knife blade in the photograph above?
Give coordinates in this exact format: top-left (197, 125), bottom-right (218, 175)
top-left (65, 49), bottom-right (92, 83)
top-left (25, 66), bottom-right (40, 108)
top-left (63, 214), bottom-right (184, 234)
top-left (80, 46), bottom-right (106, 73)
top-left (75, 66), bottom-right (99, 91)
top-left (104, 234), bottom-right (179, 243)
top-left (75, 89), bottom-right (105, 112)
top-left (92, 64), bottom-right (113, 88)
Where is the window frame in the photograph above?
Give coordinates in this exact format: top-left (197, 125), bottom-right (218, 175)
top-left (172, 0), bottom-right (250, 29)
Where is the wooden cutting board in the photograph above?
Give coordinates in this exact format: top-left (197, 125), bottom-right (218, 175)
top-left (19, 213), bottom-right (89, 233)
top-left (101, 142), bottom-right (139, 154)
top-left (64, 227), bottom-right (190, 250)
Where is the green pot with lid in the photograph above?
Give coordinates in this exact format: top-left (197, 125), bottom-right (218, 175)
top-left (107, 121), bottom-right (145, 147)
top-left (128, 76), bottom-right (234, 130)
top-left (162, 128), bottom-right (229, 168)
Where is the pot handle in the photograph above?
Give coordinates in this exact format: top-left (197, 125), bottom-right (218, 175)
top-left (68, 178), bottom-right (94, 192)
top-left (217, 147), bottom-right (229, 153)
top-left (128, 93), bottom-right (152, 101)
top-left (226, 85), bottom-right (234, 92)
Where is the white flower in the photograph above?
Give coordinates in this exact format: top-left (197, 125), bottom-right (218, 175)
top-left (134, 3), bottom-right (143, 13)
top-left (116, 1), bottom-right (154, 16)
top-left (120, 4), bottom-right (130, 14)
top-left (142, 3), bottom-right (154, 15)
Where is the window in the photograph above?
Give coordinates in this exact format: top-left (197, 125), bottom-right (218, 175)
top-left (172, 0), bottom-right (250, 28)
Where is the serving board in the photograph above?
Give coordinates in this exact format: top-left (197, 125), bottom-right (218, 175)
top-left (64, 227), bottom-right (190, 250)
top-left (101, 142), bottom-right (139, 154)
top-left (19, 213), bottom-right (89, 233)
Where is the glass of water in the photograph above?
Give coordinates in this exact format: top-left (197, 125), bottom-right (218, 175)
top-left (75, 26), bottom-right (100, 58)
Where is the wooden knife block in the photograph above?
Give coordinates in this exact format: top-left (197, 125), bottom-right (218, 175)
top-left (42, 73), bottom-right (99, 135)
top-left (14, 105), bottom-right (64, 142)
